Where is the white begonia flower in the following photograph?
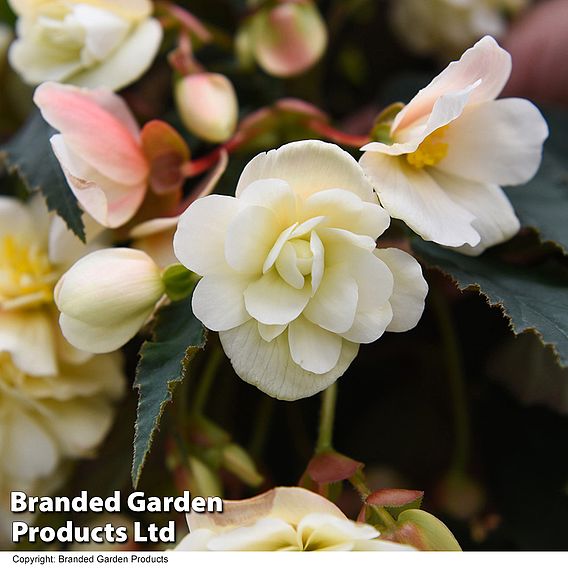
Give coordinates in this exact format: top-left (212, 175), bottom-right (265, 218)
top-left (0, 195), bottom-right (104, 377)
top-left (174, 140), bottom-right (428, 401)
top-left (7, 0), bottom-right (162, 91)
top-left (360, 36), bottom-right (548, 256)
top-left (54, 248), bottom-right (166, 353)
top-left (176, 486), bottom-right (415, 551)
top-left (0, 350), bottom-right (125, 542)
top-left (390, 0), bottom-right (530, 59)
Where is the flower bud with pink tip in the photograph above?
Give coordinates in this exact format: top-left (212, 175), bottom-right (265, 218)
top-left (175, 73), bottom-right (238, 143)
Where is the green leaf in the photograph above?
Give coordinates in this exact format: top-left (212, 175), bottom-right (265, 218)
top-left (414, 240), bottom-right (568, 366)
top-left (132, 295), bottom-right (206, 487)
top-left (0, 111), bottom-right (85, 241)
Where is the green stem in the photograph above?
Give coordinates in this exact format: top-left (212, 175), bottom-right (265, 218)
top-left (316, 382), bottom-right (338, 453)
top-left (191, 344), bottom-right (224, 416)
top-left (349, 470), bottom-right (396, 529)
top-left (249, 397), bottom-right (274, 459)
top-left (431, 286), bottom-right (470, 473)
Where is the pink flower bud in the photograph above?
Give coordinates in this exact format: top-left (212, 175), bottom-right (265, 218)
top-left (246, 0), bottom-right (328, 78)
top-left (175, 73), bottom-right (238, 143)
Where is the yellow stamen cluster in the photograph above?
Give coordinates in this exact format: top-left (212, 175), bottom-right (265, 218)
top-left (406, 126), bottom-right (449, 169)
top-left (0, 235), bottom-right (58, 309)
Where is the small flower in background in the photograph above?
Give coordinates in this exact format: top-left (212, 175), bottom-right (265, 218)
top-left (176, 487), bottom-right (414, 551)
top-left (238, 0), bottom-right (327, 78)
top-left (7, 0), bottom-right (162, 91)
top-left (0, 351), bottom-right (125, 543)
top-left (360, 36), bottom-right (548, 255)
top-left (175, 73), bottom-right (239, 143)
top-left (390, 0), bottom-right (530, 60)
top-left (174, 140), bottom-right (428, 401)
top-left (34, 82), bottom-right (189, 229)
top-left (54, 248), bottom-right (165, 353)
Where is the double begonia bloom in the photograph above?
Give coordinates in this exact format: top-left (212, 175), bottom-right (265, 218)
top-left (34, 82), bottom-right (150, 229)
top-left (175, 73), bottom-right (239, 143)
top-left (176, 487), bottom-right (414, 551)
top-left (8, 0), bottom-right (162, 91)
top-left (360, 36), bottom-right (548, 255)
top-left (54, 248), bottom-right (165, 353)
top-left (174, 140), bottom-right (428, 401)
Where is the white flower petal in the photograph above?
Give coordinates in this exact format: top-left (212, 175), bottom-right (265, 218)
top-left (288, 316), bottom-right (343, 374)
top-left (244, 270), bottom-right (311, 325)
top-left (207, 518), bottom-right (297, 551)
top-left (431, 171), bottom-right (521, 256)
top-left (374, 248), bottom-right (428, 332)
top-left (174, 195), bottom-right (241, 276)
top-left (360, 152), bottom-right (480, 247)
top-left (225, 205), bottom-right (280, 274)
top-left (310, 231), bottom-right (325, 294)
top-left (70, 18), bottom-right (163, 91)
top-left (263, 223), bottom-right (298, 273)
top-left (192, 275), bottom-right (252, 332)
top-left (236, 140), bottom-right (377, 202)
top-left (258, 322), bottom-right (287, 342)
top-left (391, 35), bottom-right (511, 133)
top-left (275, 242), bottom-right (305, 289)
top-left (341, 303), bottom-right (393, 344)
top-left (439, 98), bottom-right (549, 186)
top-left (303, 267), bottom-right (358, 334)
top-left (304, 188), bottom-right (389, 239)
top-left (219, 321), bottom-right (359, 400)
top-left (238, 178), bottom-right (297, 225)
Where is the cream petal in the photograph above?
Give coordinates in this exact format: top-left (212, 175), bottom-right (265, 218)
top-left (303, 189), bottom-right (390, 239)
top-left (263, 223), bottom-right (298, 273)
top-left (175, 530), bottom-right (216, 551)
top-left (192, 275), bottom-right (252, 332)
top-left (360, 152), bottom-right (480, 247)
top-left (275, 241), bottom-right (304, 289)
top-left (174, 195), bottom-right (242, 276)
top-left (187, 486), bottom-right (347, 533)
top-left (42, 398), bottom-right (114, 457)
top-left (258, 322), bottom-right (287, 342)
top-left (3, 410), bottom-right (58, 481)
top-left (59, 310), bottom-right (150, 353)
top-left (207, 518), bottom-right (297, 551)
top-left (303, 267), bottom-right (358, 334)
top-left (236, 140), bottom-right (377, 202)
top-left (238, 178), bottom-right (297, 225)
top-left (310, 231), bottom-right (325, 294)
top-left (288, 316), bottom-right (342, 374)
top-left (374, 248), bottom-right (428, 332)
top-left (391, 35), bottom-right (511, 133)
top-left (341, 303), bottom-right (393, 344)
top-left (244, 270), bottom-right (311, 326)
top-left (0, 311), bottom-right (57, 376)
top-left (225, 205), bottom-right (280, 274)
top-left (50, 134), bottom-right (146, 228)
top-left (0, 196), bottom-right (34, 240)
top-left (219, 321), bottom-right (359, 400)
top-left (430, 171), bottom-right (521, 256)
top-left (439, 98), bottom-right (549, 186)
top-left (69, 18), bottom-right (163, 92)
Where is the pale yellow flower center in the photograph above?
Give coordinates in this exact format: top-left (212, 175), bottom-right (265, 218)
top-left (0, 235), bottom-right (58, 310)
top-left (289, 238), bottom-right (313, 276)
top-left (405, 126), bottom-right (449, 169)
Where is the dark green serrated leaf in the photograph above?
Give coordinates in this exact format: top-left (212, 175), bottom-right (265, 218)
top-left (132, 295), bottom-right (206, 487)
top-left (0, 111), bottom-right (85, 240)
top-left (414, 240), bottom-right (568, 367)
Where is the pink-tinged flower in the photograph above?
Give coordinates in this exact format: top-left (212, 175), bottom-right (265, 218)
top-left (360, 36), bottom-right (549, 255)
top-left (176, 487), bottom-right (415, 551)
top-left (34, 82), bottom-right (189, 229)
top-left (175, 73), bottom-right (238, 143)
top-left (239, 0), bottom-right (327, 78)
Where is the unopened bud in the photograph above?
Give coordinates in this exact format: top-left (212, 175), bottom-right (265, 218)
top-left (175, 73), bottom-right (238, 143)
top-left (55, 248), bottom-right (165, 353)
top-left (245, 0), bottom-right (327, 77)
